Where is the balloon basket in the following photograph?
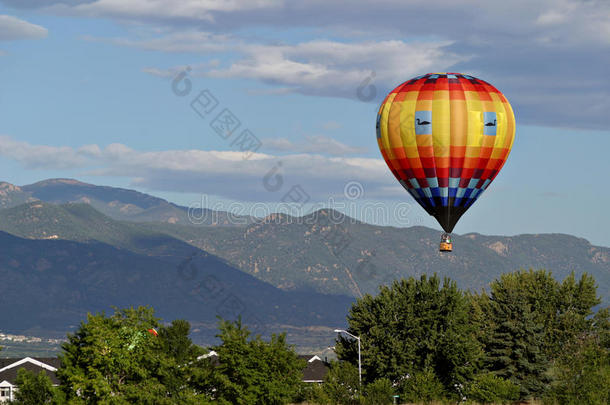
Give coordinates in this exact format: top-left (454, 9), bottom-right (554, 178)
top-left (439, 233), bottom-right (453, 252)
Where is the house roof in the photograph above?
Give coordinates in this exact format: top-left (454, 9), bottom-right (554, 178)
top-left (197, 350), bottom-right (220, 366)
top-left (0, 357), bottom-right (61, 369)
top-left (0, 354), bottom-right (332, 385)
top-left (196, 352), bottom-right (330, 382)
top-left (0, 357), bottom-right (61, 385)
top-left (298, 355), bottom-right (321, 362)
top-left (299, 355), bottom-right (330, 382)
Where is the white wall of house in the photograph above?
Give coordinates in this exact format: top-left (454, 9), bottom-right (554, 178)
top-left (0, 380), bottom-right (14, 402)
top-left (0, 357), bottom-right (59, 402)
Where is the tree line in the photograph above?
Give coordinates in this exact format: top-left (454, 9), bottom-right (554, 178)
top-left (5, 269), bottom-right (609, 404)
top-left (334, 269), bottom-right (609, 404)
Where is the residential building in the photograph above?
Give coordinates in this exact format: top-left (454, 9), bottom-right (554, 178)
top-left (0, 357), bottom-right (60, 402)
top-left (299, 355), bottom-right (330, 383)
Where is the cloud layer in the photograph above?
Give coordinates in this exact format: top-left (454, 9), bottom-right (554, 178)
top-left (0, 14), bottom-right (47, 40)
top-left (2, 0), bottom-right (609, 129)
top-left (130, 35), bottom-right (464, 99)
top-left (262, 135), bottom-right (367, 156)
top-left (0, 135), bottom-right (399, 201)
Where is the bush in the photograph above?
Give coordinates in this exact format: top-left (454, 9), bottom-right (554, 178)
top-left (363, 378), bottom-right (394, 405)
top-left (464, 372), bottom-right (519, 404)
top-left (14, 369), bottom-right (65, 405)
top-left (398, 368), bottom-right (446, 403)
top-left (296, 383), bottom-right (328, 404)
top-left (209, 318), bottom-right (306, 405)
top-left (321, 361), bottom-right (360, 405)
top-left (544, 333), bottom-right (610, 405)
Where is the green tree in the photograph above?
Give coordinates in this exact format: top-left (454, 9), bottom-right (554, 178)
top-left (553, 272), bottom-right (600, 355)
top-left (479, 270), bottom-right (600, 358)
top-left (57, 306), bottom-right (203, 404)
top-left (483, 273), bottom-right (550, 398)
top-left (545, 322), bottom-right (610, 404)
top-left (592, 307), bottom-right (610, 349)
top-left (207, 318), bottom-right (305, 405)
top-left (478, 269), bottom-right (603, 399)
top-left (363, 378), bottom-right (394, 405)
top-left (320, 361), bottom-right (360, 405)
top-left (463, 372), bottom-right (519, 404)
top-left (13, 369), bottom-right (64, 405)
top-left (398, 368), bottom-right (446, 403)
top-left (336, 274), bottom-right (480, 392)
top-left (156, 319), bottom-right (206, 400)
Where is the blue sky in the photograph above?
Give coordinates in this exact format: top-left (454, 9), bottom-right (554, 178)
top-left (0, 0), bottom-right (609, 246)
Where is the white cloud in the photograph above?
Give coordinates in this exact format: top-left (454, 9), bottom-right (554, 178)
top-left (59, 0), bottom-right (282, 22)
top-left (0, 135), bottom-right (393, 201)
top-left (262, 135), bottom-right (366, 156)
top-left (8, 0), bottom-right (610, 47)
top-left (141, 66), bottom-right (176, 78)
top-left (87, 31), bottom-right (235, 53)
top-left (0, 0), bottom-right (95, 8)
top-left (140, 37), bottom-right (465, 99)
top-left (141, 60), bottom-right (220, 78)
top-left (244, 86), bottom-right (299, 96)
top-left (0, 136), bottom-right (87, 168)
top-left (536, 10), bottom-right (569, 26)
top-left (77, 144), bottom-right (103, 157)
top-left (529, 0), bottom-right (610, 46)
top-left (30, 0), bottom-right (609, 47)
top-left (0, 15), bottom-right (47, 40)
top-left (6, 0), bottom-right (610, 129)
top-left (204, 40), bottom-right (464, 97)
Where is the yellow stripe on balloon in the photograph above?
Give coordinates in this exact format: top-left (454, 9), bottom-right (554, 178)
top-left (432, 93), bottom-right (451, 157)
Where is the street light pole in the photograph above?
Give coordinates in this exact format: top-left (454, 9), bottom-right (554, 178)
top-left (334, 329), bottom-right (362, 388)
top-left (357, 336), bottom-right (361, 388)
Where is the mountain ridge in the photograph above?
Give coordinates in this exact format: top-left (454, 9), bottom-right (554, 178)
top-left (0, 178), bottom-right (608, 349)
top-left (0, 229), bottom-right (354, 345)
top-left (1, 178), bottom-right (253, 226)
top-left (0, 184), bottom-right (607, 304)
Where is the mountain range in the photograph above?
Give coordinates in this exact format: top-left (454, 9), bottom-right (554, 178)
top-left (0, 179), bottom-right (252, 226)
top-left (0, 178), bottom-right (608, 349)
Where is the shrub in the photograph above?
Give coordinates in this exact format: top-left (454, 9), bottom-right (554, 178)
top-left (322, 361), bottom-right (360, 405)
top-left (363, 378), bottom-right (394, 405)
top-left (297, 383), bottom-right (329, 404)
top-left (14, 369), bottom-right (64, 405)
top-left (464, 372), bottom-right (519, 404)
top-left (398, 369), bottom-right (446, 403)
top-left (544, 333), bottom-right (610, 405)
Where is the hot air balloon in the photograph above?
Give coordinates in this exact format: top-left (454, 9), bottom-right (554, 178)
top-left (376, 73), bottom-right (515, 252)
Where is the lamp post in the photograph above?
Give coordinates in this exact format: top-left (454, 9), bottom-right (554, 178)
top-left (334, 329), bottom-right (361, 388)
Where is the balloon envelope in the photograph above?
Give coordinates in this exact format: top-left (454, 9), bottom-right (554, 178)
top-left (376, 73), bottom-right (515, 232)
